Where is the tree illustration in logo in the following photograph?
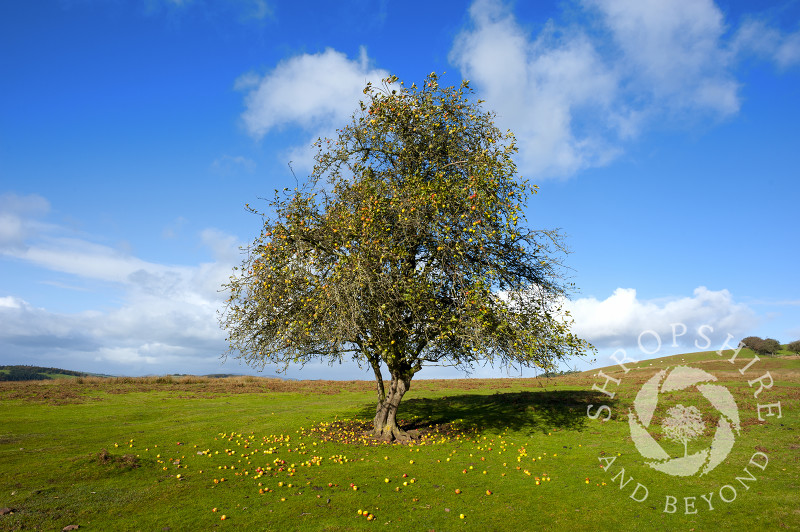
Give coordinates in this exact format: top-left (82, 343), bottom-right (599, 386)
top-left (628, 366), bottom-right (740, 477)
top-left (661, 404), bottom-right (705, 458)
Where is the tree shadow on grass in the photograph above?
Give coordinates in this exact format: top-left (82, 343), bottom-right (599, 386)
top-left (356, 390), bottom-right (617, 435)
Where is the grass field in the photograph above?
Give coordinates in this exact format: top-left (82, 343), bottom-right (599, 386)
top-left (1, 349), bottom-right (797, 531)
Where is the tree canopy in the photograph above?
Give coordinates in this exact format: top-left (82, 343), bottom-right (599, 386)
top-left (741, 336), bottom-right (782, 356)
top-left (220, 73), bottom-right (591, 440)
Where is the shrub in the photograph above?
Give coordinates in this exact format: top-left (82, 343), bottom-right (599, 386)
top-left (760, 338), bottom-right (781, 355)
top-left (741, 336), bottom-right (764, 351)
top-left (740, 336), bottom-right (782, 356)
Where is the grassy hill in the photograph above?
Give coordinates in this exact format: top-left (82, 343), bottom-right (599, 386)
top-left (0, 349), bottom-right (797, 530)
top-left (0, 365), bottom-right (94, 382)
top-left (0, 366), bottom-right (293, 382)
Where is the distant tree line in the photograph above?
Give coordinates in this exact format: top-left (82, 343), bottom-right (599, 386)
top-left (740, 337), bottom-right (799, 356)
top-left (539, 368), bottom-right (580, 378)
top-left (0, 365), bottom-right (88, 382)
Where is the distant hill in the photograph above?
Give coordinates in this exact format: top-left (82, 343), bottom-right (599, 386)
top-left (0, 366), bottom-right (294, 382)
top-left (581, 347), bottom-right (798, 378)
top-left (0, 365), bottom-right (95, 382)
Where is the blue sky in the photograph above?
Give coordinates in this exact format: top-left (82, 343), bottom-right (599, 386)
top-left (1, 0), bottom-right (798, 379)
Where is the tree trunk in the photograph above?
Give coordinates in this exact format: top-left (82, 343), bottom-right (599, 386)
top-left (373, 373), bottom-right (414, 441)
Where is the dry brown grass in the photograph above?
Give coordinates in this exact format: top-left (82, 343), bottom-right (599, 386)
top-left (95, 448), bottom-right (140, 469)
top-left (2, 354), bottom-right (795, 406)
top-left (0, 374), bottom-right (575, 405)
top-left (0, 375), bottom-right (374, 403)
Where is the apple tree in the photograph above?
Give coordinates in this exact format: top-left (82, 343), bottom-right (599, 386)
top-left (220, 73), bottom-right (591, 441)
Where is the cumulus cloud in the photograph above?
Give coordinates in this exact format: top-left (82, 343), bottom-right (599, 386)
top-left (447, 0), bottom-right (799, 179)
top-left (451, 1), bottom-right (623, 178)
top-left (0, 296), bottom-right (23, 308)
top-left (237, 47), bottom-right (390, 169)
top-left (239, 47), bottom-right (389, 137)
top-left (566, 286), bottom-right (756, 354)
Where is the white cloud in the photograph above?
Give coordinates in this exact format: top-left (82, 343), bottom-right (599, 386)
top-left (776, 31), bottom-right (800, 68)
top-left (0, 296), bottom-right (23, 309)
top-left (237, 46), bottom-right (390, 170)
top-left (11, 238), bottom-right (168, 285)
top-left (201, 228), bottom-right (240, 263)
top-left (448, 0), bottom-right (799, 179)
top-left (0, 296), bottom-right (95, 351)
top-left (566, 286), bottom-right (756, 353)
top-left (733, 18), bottom-right (800, 69)
top-left (240, 47), bottom-right (389, 137)
top-left (0, 287), bottom-right (227, 375)
top-left (450, 0), bottom-right (623, 178)
top-left (585, 0), bottom-right (739, 115)
top-left (0, 203), bottom-right (243, 375)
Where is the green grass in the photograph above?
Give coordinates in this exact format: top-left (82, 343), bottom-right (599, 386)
top-left (0, 350), bottom-right (798, 531)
